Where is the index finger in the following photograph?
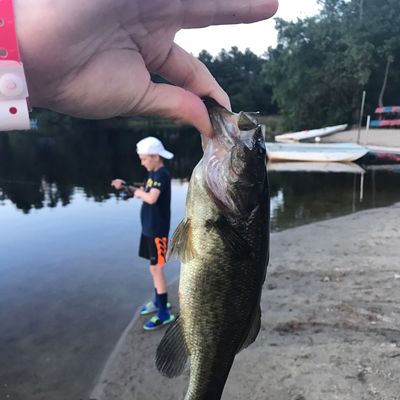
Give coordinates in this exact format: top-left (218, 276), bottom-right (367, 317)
top-left (181, 0), bottom-right (279, 28)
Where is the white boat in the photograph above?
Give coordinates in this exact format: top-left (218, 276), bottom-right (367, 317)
top-left (275, 124), bottom-right (348, 143)
top-left (267, 161), bottom-right (365, 174)
top-left (266, 142), bottom-right (368, 162)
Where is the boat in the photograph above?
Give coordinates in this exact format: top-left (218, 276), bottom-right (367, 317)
top-left (274, 124), bottom-right (348, 143)
top-left (266, 142), bottom-right (369, 163)
top-left (267, 161), bottom-right (365, 174)
top-left (370, 106), bottom-right (400, 127)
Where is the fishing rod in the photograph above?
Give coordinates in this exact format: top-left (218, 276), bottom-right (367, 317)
top-left (0, 178), bottom-right (144, 187)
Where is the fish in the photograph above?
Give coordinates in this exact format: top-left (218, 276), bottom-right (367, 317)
top-left (156, 97), bottom-right (270, 400)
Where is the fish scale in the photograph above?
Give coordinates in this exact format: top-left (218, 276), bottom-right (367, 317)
top-left (156, 98), bottom-right (270, 400)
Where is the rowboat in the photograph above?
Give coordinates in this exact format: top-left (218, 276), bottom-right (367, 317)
top-left (266, 142), bottom-right (369, 162)
top-left (267, 161), bottom-right (365, 174)
top-left (275, 124), bottom-right (348, 143)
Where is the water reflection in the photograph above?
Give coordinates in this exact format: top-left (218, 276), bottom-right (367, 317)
top-left (0, 126), bottom-right (202, 213)
top-left (1, 128), bottom-right (400, 229)
top-left (0, 126), bottom-right (202, 400)
top-left (1, 126), bottom-right (400, 400)
top-left (268, 164), bottom-right (400, 231)
top-left (0, 183), bottom-right (188, 400)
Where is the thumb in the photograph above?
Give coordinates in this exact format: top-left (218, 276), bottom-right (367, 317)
top-left (133, 82), bottom-right (215, 136)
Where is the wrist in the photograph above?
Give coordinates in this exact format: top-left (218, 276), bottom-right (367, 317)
top-left (0, 0), bottom-right (31, 131)
top-left (12, 0), bottom-right (26, 59)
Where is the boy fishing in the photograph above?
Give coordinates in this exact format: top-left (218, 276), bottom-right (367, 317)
top-left (111, 136), bottom-right (174, 330)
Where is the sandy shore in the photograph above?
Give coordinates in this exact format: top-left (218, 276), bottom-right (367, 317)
top-left (322, 128), bottom-right (400, 148)
top-left (91, 204), bottom-right (400, 400)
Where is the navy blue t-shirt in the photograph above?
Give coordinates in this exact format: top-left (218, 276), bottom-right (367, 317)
top-left (140, 166), bottom-right (171, 238)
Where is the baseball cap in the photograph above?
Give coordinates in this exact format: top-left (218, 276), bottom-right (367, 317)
top-left (136, 137), bottom-right (174, 159)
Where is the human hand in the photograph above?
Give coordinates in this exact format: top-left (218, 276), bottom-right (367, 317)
top-left (111, 179), bottom-right (126, 190)
top-left (14, 0), bottom-right (278, 136)
top-left (134, 188), bottom-right (145, 199)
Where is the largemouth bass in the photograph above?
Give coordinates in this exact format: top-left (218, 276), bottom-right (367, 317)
top-left (156, 98), bottom-right (270, 400)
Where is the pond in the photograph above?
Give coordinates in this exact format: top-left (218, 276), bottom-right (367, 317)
top-left (1, 125), bottom-right (400, 400)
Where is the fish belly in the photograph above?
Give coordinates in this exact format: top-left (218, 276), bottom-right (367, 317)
top-left (179, 234), bottom-right (263, 400)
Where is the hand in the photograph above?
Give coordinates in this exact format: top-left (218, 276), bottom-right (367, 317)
top-left (134, 188), bottom-right (145, 199)
top-left (14, 0), bottom-right (278, 135)
top-left (111, 179), bottom-right (126, 190)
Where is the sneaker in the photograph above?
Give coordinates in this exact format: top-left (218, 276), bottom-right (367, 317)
top-left (139, 301), bottom-right (171, 316)
top-left (143, 314), bottom-right (175, 331)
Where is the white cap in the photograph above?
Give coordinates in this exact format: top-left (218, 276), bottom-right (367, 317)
top-left (136, 136), bottom-right (174, 159)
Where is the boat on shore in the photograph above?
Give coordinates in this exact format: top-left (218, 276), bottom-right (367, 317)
top-left (274, 124), bottom-right (348, 143)
top-left (266, 142), bottom-right (368, 163)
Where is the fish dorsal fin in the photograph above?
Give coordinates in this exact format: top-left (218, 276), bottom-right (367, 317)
top-left (238, 111), bottom-right (258, 131)
top-left (156, 315), bottom-right (188, 377)
top-left (205, 216), bottom-right (252, 259)
top-left (168, 218), bottom-right (195, 263)
top-left (237, 305), bottom-right (261, 353)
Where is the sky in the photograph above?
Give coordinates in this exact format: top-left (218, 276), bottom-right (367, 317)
top-left (175, 0), bottom-right (321, 57)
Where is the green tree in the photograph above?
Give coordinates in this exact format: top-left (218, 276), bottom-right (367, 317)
top-left (264, 0), bottom-right (400, 130)
top-left (199, 47), bottom-right (277, 114)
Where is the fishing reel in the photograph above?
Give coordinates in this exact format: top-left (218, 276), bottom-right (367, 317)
top-left (116, 181), bottom-right (137, 200)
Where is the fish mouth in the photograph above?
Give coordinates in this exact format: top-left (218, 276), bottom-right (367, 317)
top-left (252, 125), bottom-right (266, 155)
top-left (202, 96), bottom-right (266, 178)
top-left (202, 96), bottom-right (229, 114)
top-left (202, 97), bottom-right (262, 151)
top-left (201, 97), bottom-right (267, 213)
top-left (202, 97), bottom-right (258, 132)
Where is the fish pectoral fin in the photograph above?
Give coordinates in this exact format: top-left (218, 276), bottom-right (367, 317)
top-left (237, 305), bottom-right (261, 353)
top-left (156, 315), bottom-right (188, 378)
top-left (206, 217), bottom-right (251, 258)
top-left (168, 218), bottom-right (195, 262)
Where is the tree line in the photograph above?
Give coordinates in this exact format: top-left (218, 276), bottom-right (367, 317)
top-left (201, 0), bottom-right (400, 131)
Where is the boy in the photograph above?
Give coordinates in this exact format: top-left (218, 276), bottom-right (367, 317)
top-left (111, 136), bottom-right (174, 330)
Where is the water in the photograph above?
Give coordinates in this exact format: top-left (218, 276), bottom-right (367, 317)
top-left (269, 164), bottom-right (400, 231)
top-left (0, 185), bottom-right (187, 400)
top-left (1, 126), bottom-right (400, 400)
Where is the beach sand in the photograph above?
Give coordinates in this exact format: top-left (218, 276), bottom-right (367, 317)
top-left (91, 203), bottom-right (400, 400)
top-left (322, 128), bottom-right (400, 148)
